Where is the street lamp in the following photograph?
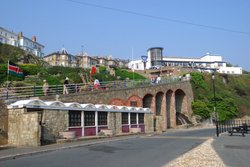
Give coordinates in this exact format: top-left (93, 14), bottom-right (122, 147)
top-left (141, 55), bottom-right (148, 71)
top-left (212, 72), bottom-right (219, 137)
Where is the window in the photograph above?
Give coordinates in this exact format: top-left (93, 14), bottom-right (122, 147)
top-left (122, 112), bottom-right (128, 124)
top-left (218, 63), bottom-right (223, 67)
top-left (138, 113), bottom-right (144, 124)
top-left (84, 111), bottom-right (95, 126)
top-left (98, 112), bottom-right (107, 125)
top-left (69, 111), bottom-right (81, 127)
top-left (130, 113), bottom-right (137, 124)
top-left (130, 101), bottom-right (137, 107)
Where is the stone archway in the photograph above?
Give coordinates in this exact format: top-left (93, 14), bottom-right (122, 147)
top-left (143, 94), bottom-right (153, 110)
top-left (175, 89), bottom-right (188, 125)
top-left (166, 90), bottom-right (173, 128)
top-left (127, 95), bottom-right (142, 107)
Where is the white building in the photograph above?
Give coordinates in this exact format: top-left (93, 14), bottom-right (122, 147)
top-left (0, 27), bottom-right (18, 46)
top-left (128, 60), bottom-right (145, 71)
top-left (0, 27), bottom-right (45, 57)
top-left (128, 47), bottom-right (242, 75)
top-left (18, 32), bottom-right (44, 57)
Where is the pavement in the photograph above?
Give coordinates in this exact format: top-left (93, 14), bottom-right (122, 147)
top-left (212, 132), bottom-right (250, 167)
top-left (1, 131), bottom-right (250, 167)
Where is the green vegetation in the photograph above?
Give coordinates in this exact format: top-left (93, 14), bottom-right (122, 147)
top-left (2, 43), bottom-right (248, 121)
top-left (0, 43), bottom-right (145, 87)
top-left (0, 43), bottom-right (25, 63)
top-left (115, 68), bottom-right (146, 80)
top-left (191, 72), bottom-right (250, 121)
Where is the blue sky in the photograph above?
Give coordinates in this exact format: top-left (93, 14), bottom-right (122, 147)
top-left (2, 0), bottom-right (250, 71)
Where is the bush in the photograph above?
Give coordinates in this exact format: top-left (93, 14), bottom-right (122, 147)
top-left (192, 100), bottom-right (211, 119)
top-left (0, 64), bottom-right (7, 84)
top-left (206, 96), bottom-right (238, 122)
top-left (20, 64), bottom-right (41, 75)
top-left (190, 72), bottom-right (208, 90)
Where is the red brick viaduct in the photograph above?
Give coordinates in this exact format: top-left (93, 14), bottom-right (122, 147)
top-left (41, 80), bottom-right (194, 132)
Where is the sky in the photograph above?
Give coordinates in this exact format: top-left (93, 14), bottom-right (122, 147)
top-left (1, 0), bottom-right (250, 71)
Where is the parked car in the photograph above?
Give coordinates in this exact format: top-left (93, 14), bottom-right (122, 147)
top-left (149, 65), bottom-right (162, 69)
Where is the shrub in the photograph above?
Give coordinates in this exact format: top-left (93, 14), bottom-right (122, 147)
top-left (190, 72), bottom-right (208, 90)
top-left (20, 64), bottom-right (40, 75)
top-left (192, 100), bottom-right (211, 119)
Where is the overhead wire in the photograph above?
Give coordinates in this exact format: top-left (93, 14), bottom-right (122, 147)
top-left (65, 0), bottom-right (250, 36)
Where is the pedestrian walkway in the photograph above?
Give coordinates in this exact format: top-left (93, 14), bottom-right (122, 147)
top-left (212, 132), bottom-right (250, 167)
top-left (165, 131), bottom-right (250, 167)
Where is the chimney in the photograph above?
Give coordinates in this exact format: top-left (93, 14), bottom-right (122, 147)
top-left (18, 32), bottom-right (23, 39)
top-left (32, 36), bottom-right (36, 42)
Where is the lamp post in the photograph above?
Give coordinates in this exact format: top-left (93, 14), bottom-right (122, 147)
top-left (141, 55), bottom-right (148, 72)
top-left (212, 72), bottom-right (219, 137)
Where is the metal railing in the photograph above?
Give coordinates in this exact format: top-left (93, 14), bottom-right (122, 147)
top-left (217, 119), bottom-right (250, 134)
top-left (0, 76), bottom-right (189, 100)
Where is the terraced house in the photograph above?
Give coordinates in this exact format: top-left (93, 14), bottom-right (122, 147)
top-left (0, 26), bottom-right (44, 57)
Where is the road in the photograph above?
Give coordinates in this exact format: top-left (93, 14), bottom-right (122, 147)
top-left (0, 128), bottom-right (215, 167)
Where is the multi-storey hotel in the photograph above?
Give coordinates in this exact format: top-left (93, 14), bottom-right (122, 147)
top-left (129, 47), bottom-right (242, 75)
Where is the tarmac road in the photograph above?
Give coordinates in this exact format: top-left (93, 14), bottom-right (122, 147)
top-left (0, 128), bottom-right (214, 167)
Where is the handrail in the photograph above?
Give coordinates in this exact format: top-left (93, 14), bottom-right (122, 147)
top-left (0, 76), bottom-right (189, 100)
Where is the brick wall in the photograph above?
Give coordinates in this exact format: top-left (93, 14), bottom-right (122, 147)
top-left (40, 81), bottom-right (193, 132)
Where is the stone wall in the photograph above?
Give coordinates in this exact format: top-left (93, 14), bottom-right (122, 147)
top-left (42, 109), bottom-right (68, 144)
top-left (108, 112), bottom-right (122, 135)
top-left (8, 109), bottom-right (40, 146)
top-left (144, 114), bottom-right (154, 133)
top-left (0, 100), bottom-right (8, 145)
top-left (155, 116), bottom-right (164, 132)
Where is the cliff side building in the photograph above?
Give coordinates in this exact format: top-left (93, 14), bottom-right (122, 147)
top-left (0, 27), bottom-right (45, 57)
top-left (43, 48), bottom-right (77, 67)
top-left (128, 47), bottom-right (242, 75)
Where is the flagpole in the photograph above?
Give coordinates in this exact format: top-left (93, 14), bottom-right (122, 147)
top-left (7, 60), bottom-right (9, 88)
top-left (6, 60), bottom-right (10, 99)
top-left (132, 47), bottom-right (134, 81)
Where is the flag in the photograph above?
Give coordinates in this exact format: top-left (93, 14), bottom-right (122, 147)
top-left (90, 66), bottom-right (96, 76)
top-left (8, 61), bottom-right (24, 78)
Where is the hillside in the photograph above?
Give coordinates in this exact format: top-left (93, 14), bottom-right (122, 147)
top-left (0, 43), bottom-right (145, 86)
top-left (0, 43), bottom-right (47, 65)
top-left (2, 43), bottom-right (249, 121)
top-left (190, 72), bottom-right (250, 121)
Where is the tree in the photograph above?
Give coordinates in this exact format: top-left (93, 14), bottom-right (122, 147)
top-left (208, 96), bottom-right (238, 122)
top-left (192, 100), bottom-right (211, 119)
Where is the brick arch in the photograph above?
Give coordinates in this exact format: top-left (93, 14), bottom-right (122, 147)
top-left (108, 98), bottom-right (126, 106)
top-left (166, 89), bottom-right (174, 128)
top-left (175, 89), bottom-right (186, 113)
top-left (155, 91), bottom-right (164, 116)
top-left (175, 89), bottom-right (189, 125)
top-left (126, 95), bottom-right (142, 107)
top-left (142, 93), bottom-right (154, 112)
